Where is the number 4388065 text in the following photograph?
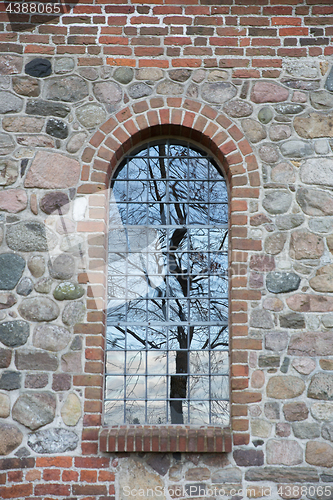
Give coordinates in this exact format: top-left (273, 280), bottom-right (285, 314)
top-left (6, 3), bottom-right (61, 13)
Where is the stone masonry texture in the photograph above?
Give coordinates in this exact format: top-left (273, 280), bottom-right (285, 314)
top-left (1, 1), bottom-right (333, 499)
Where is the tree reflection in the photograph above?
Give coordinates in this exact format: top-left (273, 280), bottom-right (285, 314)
top-left (106, 142), bottom-right (229, 425)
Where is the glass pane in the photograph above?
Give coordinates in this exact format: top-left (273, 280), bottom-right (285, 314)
top-left (105, 376), bottom-right (124, 400)
top-left (210, 325), bottom-right (229, 350)
top-left (209, 203), bottom-right (228, 225)
top-left (106, 351), bottom-right (125, 374)
top-left (189, 204), bottom-right (208, 224)
top-left (211, 351), bottom-right (229, 375)
top-left (104, 401), bottom-right (124, 425)
top-left (189, 376), bottom-right (209, 399)
top-left (147, 401), bottom-right (167, 424)
top-left (126, 351), bottom-right (145, 374)
top-left (147, 327), bottom-right (167, 350)
top-left (189, 401), bottom-right (210, 425)
top-left (189, 351), bottom-right (210, 374)
top-left (147, 376), bottom-right (167, 399)
top-left (126, 376), bottom-right (145, 400)
top-left (106, 326), bottom-right (125, 350)
top-left (125, 400), bottom-right (145, 425)
top-left (189, 327), bottom-right (209, 350)
top-left (211, 375), bottom-right (229, 400)
top-left (126, 326), bottom-right (146, 350)
top-left (211, 400), bottom-right (230, 425)
top-left (147, 351), bottom-right (167, 374)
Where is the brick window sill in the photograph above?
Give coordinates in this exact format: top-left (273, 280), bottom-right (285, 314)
top-left (99, 426), bottom-right (232, 453)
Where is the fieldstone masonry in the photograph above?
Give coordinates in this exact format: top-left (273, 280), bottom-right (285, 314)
top-left (1, 1), bottom-right (333, 499)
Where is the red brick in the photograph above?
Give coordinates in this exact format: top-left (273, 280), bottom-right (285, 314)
top-left (233, 419), bottom-right (249, 431)
top-left (240, 17), bottom-right (270, 26)
top-left (100, 36), bottom-right (129, 45)
top-left (168, 16), bottom-right (195, 25)
top-left (231, 6), bottom-right (260, 15)
top-left (85, 387), bottom-right (103, 400)
top-left (249, 171), bottom-right (260, 186)
top-left (251, 38), bottom-right (281, 47)
top-left (219, 58), bottom-right (249, 68)
top-left (233, 433), bottom-right (250, 446)
top-left (73, 484), bottom-right (107, 496)
top-left (309, 47), bottom-right (322, 56)
top-left (73, 5), bottom-right (102, 14)
top-left (246, 47), bottom-right (276, 57)
top-left (186, 5), bottom-right (210, 15)
top-left (232, 290), bottom-right (261, 301)
top-left (252, 58), bottom-right (282, 68)
top-left (101, 27), bottom-right (123, 35)
top-left (81, 469), bottom-right (98, 483)
top-left (262, 69), bottom-right (282, 78)
top-left (90, 130), bottom-right (105, 148)
top-left (19, 34), bottom-right (50, 43)
top-left (106, 57), bottom-right (136, 67)
top-left (43, 469), bottom-right (61, 481)
top-left (279, 27), bottom-right (309, 36)
top-left (277, 48), bottom-right (307, 57)
top-left (154, 6), bottom-right (182, 14)
top-left (134, 47), bottom-right (164, 57)
top-left (7, 470), bottom-right (23, 483)
top-left (165, 36), bottom-right (192, 45)
top-left (172, 58), bottom-right (201, 67)
top-left (216, 27), bottom-right (247, 36)
top-left (105, 6), bottom-right (134, 13)
top-left (62, 470), bottom-right (79, 482)
top-left (313, 6), bottom-right (333, 14)
top-left (233, 239), bottom-right (262, 251)
top-left (232, 365), bottom-right (249, 377)
top-left (139, 59), bottom-right (169, 68)
top-left (107, 16), bottom-right (128, 26)
top-left (39, 26), bottom-right (67, 34)
top-left (263, 5), bottom-right (292, 15)
top-left (99, 471), bottom-right (116, 482)
top-left (104, 47), bottom-right (133, 56)
top-left (73, 374), bottom-right (103, 387)
top-left (34, 484), bottom-right (70, 496)
top-left (233, 338), bottom-right (262, 350)
top-left (210, 37), bottom-right (238, 46)
top-left (0, 484), bottom-right (33, 499)
top-left (325, 47), bottom-right (333, 56)
top-left (36, 457), bottom-right (72, 468)
top-left (25, 45), bottom-right (55, 54)
top-left (94, 16), bottom-right (106, 24)
top-left (231, 200), bottom-right (247, 212)
top-left (272, 16), bottom-right (302, 25)
top-left (57, 46), bottom-right (86, 54)
top-left (232, 392), bottom-right (262, 404)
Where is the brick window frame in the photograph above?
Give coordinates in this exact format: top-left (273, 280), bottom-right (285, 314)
top-left (76, 97), bottom-right (262, 454)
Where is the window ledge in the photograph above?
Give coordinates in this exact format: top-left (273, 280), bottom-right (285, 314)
top-left (99, 426), bottom-right (232, 453)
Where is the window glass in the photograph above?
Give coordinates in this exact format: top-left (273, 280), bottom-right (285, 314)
top-left (105, 141), bottom-right (229, 426)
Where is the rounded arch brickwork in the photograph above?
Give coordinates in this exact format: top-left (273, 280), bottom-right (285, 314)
top-left (80, 97), bottom-right (260, 193)
top-left (77, 97), bottom-right (263, 451)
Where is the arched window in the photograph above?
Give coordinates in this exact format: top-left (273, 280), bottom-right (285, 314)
top-left (105, 140), bottom-right (229, 426)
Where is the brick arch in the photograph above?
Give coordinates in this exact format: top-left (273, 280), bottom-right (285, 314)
top-left (80, 97), bottom-right (259, 191)
top-left (77, 97), bottom-right (262, 452)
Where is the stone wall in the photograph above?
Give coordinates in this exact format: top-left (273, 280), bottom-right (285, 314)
top-left (1, 1), bottom-right (333, 499)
